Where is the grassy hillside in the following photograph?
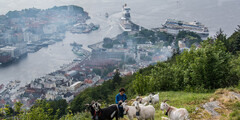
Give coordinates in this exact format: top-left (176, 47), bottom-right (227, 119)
top-left (60, 91), bottom-right (212, 120)
top-left (131, 91), bottom-right (212, 119)
top-left (61, 88), bottom-right (240, 120)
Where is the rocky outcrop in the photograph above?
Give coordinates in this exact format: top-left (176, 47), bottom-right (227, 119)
top-left (202, 101), bottom-right (221, 116)
top-left (192, 89), bottom-right (240, 120)
top-left (229, 92), bottom-right (240, 100)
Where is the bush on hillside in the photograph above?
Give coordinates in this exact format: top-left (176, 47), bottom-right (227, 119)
top-left (133, 36), bottom-right (240, 94)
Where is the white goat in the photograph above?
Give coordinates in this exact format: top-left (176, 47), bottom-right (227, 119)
top-left (148, 93), bottom-right (159, 104)
top-left (160, 100), bottom-right (189, 120)
top-left (122, 102), bottom-right (137, 120)
top-left (121, 101), bottom-right (147, 120)
top-left (134, 101), bottom-right (155, 120)
top-left (136, 96), bottom-right (150, 105)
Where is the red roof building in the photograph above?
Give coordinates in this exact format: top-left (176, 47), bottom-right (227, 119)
top-left (84, 79), bottom-right (93, 84)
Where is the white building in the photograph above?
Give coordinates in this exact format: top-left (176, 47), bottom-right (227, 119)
top-left (45, 90), bottom-right (58, 100)
top-left (178, 41), bottom-right (186, 48)
top-left (92, 75), bottom-right (101, 82)
top-left (69, 81), bottom-right (83, 91)
top-left (44, 81), bottom-right (56, 89)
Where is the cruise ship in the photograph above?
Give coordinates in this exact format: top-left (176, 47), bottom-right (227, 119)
top-left (119, 4), bottom-right (132, 32)
top-left (161, 19), bottom-right (209, 38)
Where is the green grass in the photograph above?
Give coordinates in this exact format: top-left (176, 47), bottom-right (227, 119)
top-left (139, 91), bottom-right (212, 119)
top-left (60, 112), bottom-right (92, 120)
top-left (62, 89), bottom-right (240, 119)
top-left (64, 90), bottom-right (240, 120)
top-left (62, 91), bottom-right (212, 120)
top-left (229, 101), bottom-right (240, 120)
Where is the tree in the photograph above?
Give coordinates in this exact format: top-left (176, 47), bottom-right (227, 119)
top-left (19, 107), bottom-right (49, 120)
top-left (214, 29), bottom-right (228, 51)
top-left (103, 37), bottom-right (113, 48)
top-left (177, 41), bottom-right (236, 90)
top-left (133, 72), bottom-right (150, 95)
top-left (48, 99), bottom-right (68, 119)
top-left (176, 31), bottom-right (202, 48)
top-left (14, 102), bottom-right (23, 115)
top-left (4, 105), bottom-right (14, 117)
top-left (20, 99), bottom-right (68, 119)
top-left (149, 62), bottom-right (176, 91)
top-left (112, 70), bottom-right (122, 89)
top-left (228, 25), bottom-right (240, 54)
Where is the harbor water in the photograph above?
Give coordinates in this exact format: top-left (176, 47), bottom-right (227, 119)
top-left (0, 0), bottom-right (240, 85)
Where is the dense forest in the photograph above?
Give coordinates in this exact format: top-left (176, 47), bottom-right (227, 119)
top-left (1, 26), bottom-right (240, 119)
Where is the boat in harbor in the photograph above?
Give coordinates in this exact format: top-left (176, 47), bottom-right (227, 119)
top-left (0, 51), bottom-right (13, 65)
top-left (72, 47), bottom-right (86, 56)
top-left (105, 13), bottom-right (109, 18)
top-left (119, 4), bottom-right (132, 32)
top-left (70, 23), bottom-right (99, 34)
top-left (71, 43), bottom-right (89, 56)
top-left (161, 19), bottom-right (209, 37)
top-left (70, 42), bottom-right (83, 47)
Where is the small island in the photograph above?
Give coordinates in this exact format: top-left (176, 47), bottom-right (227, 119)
top-left (0, 5), bottom-right (99, 65)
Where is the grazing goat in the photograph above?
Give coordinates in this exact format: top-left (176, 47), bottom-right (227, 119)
top-left (122, 101), bottom-right (147, 120)
top-left (86, 101), bottom-right (119, 120)
top-left (148, 93), bottom-right (160, 104)
top-left (133, 101), bottom-right (155, 120)
top-left (160, 100), bottom-right (189, 120)
top-left (121, 102), bottom-right (137, 120)
top-left (86, 101), bottom-right (97, 119)
top-left (136, 96), bottom-right (150, 105)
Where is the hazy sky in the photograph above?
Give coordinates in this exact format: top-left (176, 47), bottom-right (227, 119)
top-left (0, 0), bottom-right (238, 14)
top-left (0, 0), bottom-right (239, 36)
top-left (0, 0), bottom-right (238, 15)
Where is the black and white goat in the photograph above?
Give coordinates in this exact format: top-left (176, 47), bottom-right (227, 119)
top-left (86, 101), bottom-right (119, 120)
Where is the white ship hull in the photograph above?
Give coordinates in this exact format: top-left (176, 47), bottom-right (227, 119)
top-left (163, 19), bottom-right (209, 38)
top-left (119, 23), bottom-right (132, 32)
top-left (119, 4), bottom-right (132, 32)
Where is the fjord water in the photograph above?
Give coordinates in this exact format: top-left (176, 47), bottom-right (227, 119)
top-left (0, 0), bottom-right (239, 85)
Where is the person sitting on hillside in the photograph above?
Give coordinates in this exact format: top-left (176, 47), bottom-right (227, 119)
top-left (115, 88), bottom-right (127, 118)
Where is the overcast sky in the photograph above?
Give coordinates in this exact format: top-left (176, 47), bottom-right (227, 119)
top-left (0, 0), bottom-right (239, 15)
